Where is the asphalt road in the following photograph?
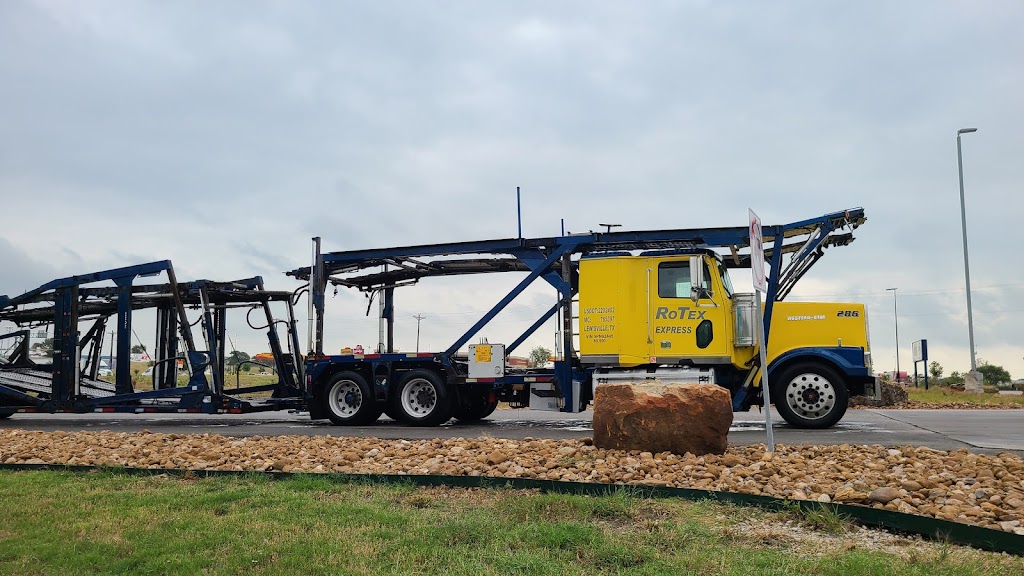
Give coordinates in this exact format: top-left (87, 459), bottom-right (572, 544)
top-left (2, 408), bottom-right (1022, 455)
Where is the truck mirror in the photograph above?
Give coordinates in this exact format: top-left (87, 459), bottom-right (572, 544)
top-left (689, 256), bottom-right (705, 303)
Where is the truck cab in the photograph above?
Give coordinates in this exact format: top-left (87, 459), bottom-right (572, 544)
top-left (579, 250), bottom-right (874, 428)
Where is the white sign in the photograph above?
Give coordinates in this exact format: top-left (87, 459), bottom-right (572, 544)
top-left (749, 209), bottom-right (767, 293)
top-left (749, 209), bottom-right (774, 452)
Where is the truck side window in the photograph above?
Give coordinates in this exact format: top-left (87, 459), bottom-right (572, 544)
top-left (657, 261), bottom-right (711, 298)
top-left (658, 262), bottom-right (690, 298)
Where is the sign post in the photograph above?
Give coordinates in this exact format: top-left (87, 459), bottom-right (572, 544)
top-left (749, 209), bottom-right (775, 452)
top-left (912, 339), bottom-right (929, 390)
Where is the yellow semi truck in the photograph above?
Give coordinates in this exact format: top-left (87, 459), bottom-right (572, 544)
top-left (296, 207), bottom-right (873, 429)
top-left (579, 251), bottom-right (873, 428)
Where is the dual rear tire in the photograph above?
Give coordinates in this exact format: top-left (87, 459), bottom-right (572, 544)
top-left (323, 371), bottom-right (380, 426)
top-left (390, 369), bottom-right (451, 427)
top-left (322, 369), bottom-right (451, 427)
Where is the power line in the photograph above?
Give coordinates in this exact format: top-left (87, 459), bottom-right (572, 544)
top-left (786, 282), bottom-right (1024, 300)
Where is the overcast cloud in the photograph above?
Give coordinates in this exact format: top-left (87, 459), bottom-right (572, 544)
top-left (1, 0), bottom-right (1021, 379)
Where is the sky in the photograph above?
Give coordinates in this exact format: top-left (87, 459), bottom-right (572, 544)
top-left (1, 0), bottom-right (1021, 380)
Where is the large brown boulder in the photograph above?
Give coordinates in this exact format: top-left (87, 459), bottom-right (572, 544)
top-left (592, 381), bottom-right (732, 455)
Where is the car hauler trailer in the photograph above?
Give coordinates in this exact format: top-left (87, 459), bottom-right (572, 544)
top-left (0, 261), bottom-right (305, 417)
top-left (290, 207), bottom-right (876, 429)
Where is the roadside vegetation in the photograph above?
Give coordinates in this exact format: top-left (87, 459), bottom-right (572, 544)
top-left (886, 360), bottom-right (1023, 407)
top-left (905, 387), bottom-right (1024, 407)
top-left (0, 470), bottom-right (1021, 575)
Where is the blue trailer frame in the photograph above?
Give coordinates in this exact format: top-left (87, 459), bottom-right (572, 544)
top-left (289, 208), bottom-right (866, 421)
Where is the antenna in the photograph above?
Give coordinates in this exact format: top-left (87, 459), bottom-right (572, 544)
top-left (516, 187), bottom-right (522, 239)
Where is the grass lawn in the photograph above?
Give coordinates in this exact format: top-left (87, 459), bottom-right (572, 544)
top-left (114, 362), bottom-right (279, 393)
top-left (905, 387), bottom-right (1024, 407)
top-left (0, 470), bottom-right (1021, 575)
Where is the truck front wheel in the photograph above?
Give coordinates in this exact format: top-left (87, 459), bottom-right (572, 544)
top-left (323, 371), bottom-right (379, 425)
top-left (392, 369), bottom-right (451, 427)
top-left (771, 362), bottom-right (848, 429)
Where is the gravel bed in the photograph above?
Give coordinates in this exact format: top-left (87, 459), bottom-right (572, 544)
top-left (2, 429), bottom-right (1023, 534)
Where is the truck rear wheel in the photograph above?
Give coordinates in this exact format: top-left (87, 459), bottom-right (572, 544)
top-left (455, 390), bottom-right (498, 423)
top-left (771, 362), bottom-right (848, 429)
top-left (392, 369), bottom-right (451, 427)
top-left (323, 371), bottom-right (379, 425)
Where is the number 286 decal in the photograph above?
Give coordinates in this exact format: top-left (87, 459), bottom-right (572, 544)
top-left (836, 310), bottom-right (860, 317)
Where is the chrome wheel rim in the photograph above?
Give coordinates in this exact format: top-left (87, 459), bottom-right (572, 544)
top-left (401, 378), bottom-right (437, 417)
top-left (784, 372), bottom-right (836, 421)
top-left (328, 379), bottom-right (362, 418)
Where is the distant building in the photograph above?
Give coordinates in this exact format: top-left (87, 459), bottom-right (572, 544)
top-left (506, 356), bottom-right (529, 368)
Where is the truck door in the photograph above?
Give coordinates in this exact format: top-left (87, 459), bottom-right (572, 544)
top-left (648, 256), bottom-right (730, 363)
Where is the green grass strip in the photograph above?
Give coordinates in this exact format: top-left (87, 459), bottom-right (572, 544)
top-left (1, 462), bottom-right (1021, 556)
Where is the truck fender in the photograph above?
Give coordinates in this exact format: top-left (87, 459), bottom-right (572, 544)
top-left (767, 347), bottom-right (869, 383)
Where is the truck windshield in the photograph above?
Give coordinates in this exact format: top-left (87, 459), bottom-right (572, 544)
top-left (718, 260), bottom-right (734, 298)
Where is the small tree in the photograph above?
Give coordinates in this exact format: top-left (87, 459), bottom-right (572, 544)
top-left (528, 346), bottom-right (552, 368)
top-left (977, 362), bottom-right (1012, 386)
top-left (946, 371), bottom-right (964, 387)
top-left (131, 344), bottom-right (147, 354)
top-left (31, 338), bottom-right (54, 354)
top-left (928, 361), bottom-right (943, 381)
top-left (225, 350), bottom-right (251, 373)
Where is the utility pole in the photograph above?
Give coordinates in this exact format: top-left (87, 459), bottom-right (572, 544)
top-left (886, 288), bottom-right (899, 382)
top-left (413, 314), bottom-right (425, 352)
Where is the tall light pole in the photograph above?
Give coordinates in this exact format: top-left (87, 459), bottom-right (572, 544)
top-left (412, 314), bottom-right (425, 352)
top-left (957, 127), bottom-right (978, 372)
top-left (886, 287), bottom-right (899, 381)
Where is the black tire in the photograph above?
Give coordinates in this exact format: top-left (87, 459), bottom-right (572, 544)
top-left (391, 369), bottom-right (451, 427)
top-left (383, 406), bottom-right (405, 423)
top-left (771, 362), bottom-right (849, 429)
top-left (0, 412), bottom-right (11, 420)
top-left (322, 371), bottom-right (378, 425)
top-left (455, 391), bottom-right (498, 423)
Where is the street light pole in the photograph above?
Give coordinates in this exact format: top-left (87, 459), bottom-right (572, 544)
top-left (886, 287), bottom-right (899, 381)
top-left (957, 128), bottom-right (978, 372)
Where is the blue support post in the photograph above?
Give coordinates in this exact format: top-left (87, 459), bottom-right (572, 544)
top-left (762, 225), bottom-right (786, 339)
top-left (114, 279), bottom-right (135, 395)
top-left (51, 285), bottom-right (77, 404)
top-left (557, 252), bottom-right (575, 411)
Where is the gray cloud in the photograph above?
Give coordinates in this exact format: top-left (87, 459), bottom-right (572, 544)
top-left (1, 0), bottom-right (1022, 375)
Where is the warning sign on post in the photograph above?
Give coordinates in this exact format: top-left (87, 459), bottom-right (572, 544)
top-left (748, 208), bottom-right (774, 452)
top-left (749, 209), bottom-right (767, 293)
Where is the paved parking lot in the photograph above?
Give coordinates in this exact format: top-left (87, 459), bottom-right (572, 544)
top-left (3, 408), bottom-right (1022, 455)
